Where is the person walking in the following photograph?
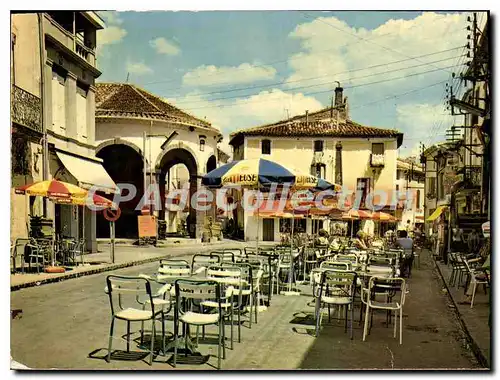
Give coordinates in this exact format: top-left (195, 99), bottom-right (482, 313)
top-left (396, 230), bottom-right (414, 277)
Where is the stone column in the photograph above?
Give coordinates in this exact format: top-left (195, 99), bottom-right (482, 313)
top-left (87, 85), bottom-right (96, 146)
top-left (65, 71), bottom-right (77, 138)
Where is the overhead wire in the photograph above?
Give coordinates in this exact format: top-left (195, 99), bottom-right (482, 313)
top-left (172, 55), bottom-right (463, 105)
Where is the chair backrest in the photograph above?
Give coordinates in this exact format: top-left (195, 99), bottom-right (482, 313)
top-left (320, 261), bottom-right (351, 271)
top-left (191, 253), bottom-right (221, 274)
top-left (368, 256), bottom-right (394, 266)
top-left (106, 275), bottom-right (154, 315)
top-left (158, 260), bottom-right (191, 282)
top-left (231, 262), bottom-right (253, 287)
top-left (206, 265), bottom-right (242, 287)
top-left (174, 279), bottom-right (220, 306)
top-left (366, 264), bottom-right (394, 277)
top-left (367, 276), bottom-right (406, 307)
top-left (11, 238), bottom-right (32, 258)
top-left (223, 248), bottom-right (244, 258)
top-left (319, 269), bottom-right (357, 300)
top-left (211, 250), bottom-right (235, 263)
top-left (244, 247), bottom-right (258, 256)
top-left (334, 254), bottom-right (359, 266)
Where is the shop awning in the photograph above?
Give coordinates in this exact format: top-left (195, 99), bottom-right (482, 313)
top-left (427, 206), bottom-right (447, 221)
top-left (56, 151), bottom-right (118, 194)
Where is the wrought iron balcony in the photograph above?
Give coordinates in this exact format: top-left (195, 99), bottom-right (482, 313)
top-left (11, 85), bottom-right (42, 133)
top-left (370, 153), bottom-right (385, 167)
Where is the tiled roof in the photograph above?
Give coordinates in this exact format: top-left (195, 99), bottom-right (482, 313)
top-left (95, 83), bottom-right (215, 130)
top-left (230, 112), bottom-right (402, 145)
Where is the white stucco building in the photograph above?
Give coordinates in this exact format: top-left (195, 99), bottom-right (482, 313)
top-left (95, 82), bottom-right (223, 239)
top-left (11, 12), bottom-right (115, 253)
top-left (395, 158), bottom-right (425, 231)
top-left (229, 86), bottom-right (403, 242)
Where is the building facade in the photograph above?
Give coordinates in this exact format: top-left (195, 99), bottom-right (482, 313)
top-left (395, 158), bottom-right (425, 231)
top-left (11, 12), bottom-right (116, 252)
top-left (229, 87), bottom-right (403, 242)
top-left (94, 83), bottom-right (223, 239)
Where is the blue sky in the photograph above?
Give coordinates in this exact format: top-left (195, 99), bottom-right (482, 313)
top-left (96, 10), bottom-right (487, 156)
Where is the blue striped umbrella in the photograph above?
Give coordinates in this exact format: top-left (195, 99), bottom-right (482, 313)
top-left (202, 158), bottom-right (339, 190)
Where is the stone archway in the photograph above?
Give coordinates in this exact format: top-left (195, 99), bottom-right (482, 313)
top-left (156, 147), bottom-right (200, 238)
top-left (96, 143), bottom-right (144, 238)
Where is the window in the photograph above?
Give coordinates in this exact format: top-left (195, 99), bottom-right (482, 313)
top-left (396, 184), bottom-right (399, 191)
top-left (199, 135), bottom-right (206, 152)
top-left (76, 82), bottom-right (88, 139)
top-left (279, 218), bottom-right (306, 233)
top-left (11, 134), bottom-right (30, 176)
top-left (261, 139), bottom-right (271, 155)
top-left (416, 189), bottom-right (421, 208)
top-left (312, 163), bottom-right (326, 179)
top-left (314, 140), bottom-right (324, 152)
top-left (51, 68), bottom-right (66, 134)
top-left (356, 178), bottom-right (371, 207)
top-left (372, 143), bottom-right (384, 155)
top-left (427, 177), bottom-right (436, 195)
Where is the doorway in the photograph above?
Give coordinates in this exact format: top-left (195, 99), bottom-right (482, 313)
top-left (262, 218), bottom-right (275, 241)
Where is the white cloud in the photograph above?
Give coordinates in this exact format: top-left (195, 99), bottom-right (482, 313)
top-left (167, 89), bottom-right (323, 138)
top-left (396, 102), bottom-right (459, 155)
top-left (126, 61), bottom-right (153, 75)
top-left (285, 12), bottom-right (474, 94)
top-left (98, 26), bottom-right (127, 47)
top-left (150, 37), bottom-right (181, 56)
top-left (99, 11), bottom-right (124, 25)
top-left (182, 63), bottom-right (277, 87)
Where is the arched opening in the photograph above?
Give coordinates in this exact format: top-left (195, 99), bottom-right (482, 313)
top-left (96, 144), bottom-right (144, 238)
top-left (206, 155), bottom-right (217, 173)
top-left (157, 148), bottom-right (198, 238)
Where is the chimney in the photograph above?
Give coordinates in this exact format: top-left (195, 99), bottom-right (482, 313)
top-left (334, 86), bottom-right (343, 107)
top-left (305, 110), bottom-right (309, 124)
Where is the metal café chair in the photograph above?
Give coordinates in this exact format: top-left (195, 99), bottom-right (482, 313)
top-left (173, 279), bottom-right (225, 369)
top-left (191, 253), bottom-right (221, 275)
top-left (105, 275), bottom-right (161, 366)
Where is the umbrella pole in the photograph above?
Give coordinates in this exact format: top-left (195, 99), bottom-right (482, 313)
top-left (256, 207), bottom-right (259, 252)
top-left (51, 201), bottom-right (56, 267)
top-left (81, 206), bottom-right (85, 265)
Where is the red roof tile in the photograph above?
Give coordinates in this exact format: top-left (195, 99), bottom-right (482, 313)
top-left (95, 83), bottom-right (215, 130)
top-left (229, 105), bottom-right (403, 147)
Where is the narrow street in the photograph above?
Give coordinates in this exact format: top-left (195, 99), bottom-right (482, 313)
top-left (10, 249), bottom-right (481, 370)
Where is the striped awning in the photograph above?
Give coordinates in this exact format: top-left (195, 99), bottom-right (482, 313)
top-left (427, 206), bottom-right (447, 221)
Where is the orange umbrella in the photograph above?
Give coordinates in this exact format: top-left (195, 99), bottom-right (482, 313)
top-left (53, 192), bottom-right (117, 209)
top-left (342, 209), bottom-right (372, 219)
top-left (371, 211), bottom-right (394, 222)
top-left (16, 179), bottom-right (86, 199)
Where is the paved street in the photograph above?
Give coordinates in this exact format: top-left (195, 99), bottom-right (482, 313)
top-left (11, 248), bottom-right (482, 370)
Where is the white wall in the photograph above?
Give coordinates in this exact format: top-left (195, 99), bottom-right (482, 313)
top-left (244, 136), bottom-right (399, 192)
top-left (95, 119), bottom-right (220, 177)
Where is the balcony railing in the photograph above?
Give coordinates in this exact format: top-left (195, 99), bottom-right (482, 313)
top-left (11, 85), bottom-right (42, 133)
top-left (370, 153), bottom-right (385, 167)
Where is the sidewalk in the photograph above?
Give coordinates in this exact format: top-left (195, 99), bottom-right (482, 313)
top-left (435, 259), bottom-right (490, 368)
top-left (10, 239), bottom-right (256, 291)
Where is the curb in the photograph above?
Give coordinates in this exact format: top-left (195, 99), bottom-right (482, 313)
top-left (10, 242), bottom-right (246, 292)
top-left (10, 254), bottom-right (170, 292)
top-left (433, 258), bottom-right (490, 368)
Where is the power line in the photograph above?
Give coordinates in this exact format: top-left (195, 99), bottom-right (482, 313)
top-left (182, 77), bottom-right (449, 113)
top-left (163, 47), bottom-right (463, 100)
top-left (299, 11), bottom-right (460, 76)
top-left (175, 63), bottom-right (458, 109)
